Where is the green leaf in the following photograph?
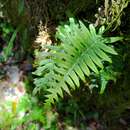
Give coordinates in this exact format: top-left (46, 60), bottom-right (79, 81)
top-left (84, 55), bottom-right (99, 74)
top-left (69, 70), bottom-right (80, 87)
top-left (100, 77), bottom-right (108, 94)
top-left (98, 26), bottom-right (105, 34)
top-left (98, 43), bottom-right (118, 55)
top-left (93, 47), bottom-right (112, 62)
top-left (18, 0), bottom-right (24, 15)
top-left (61, 82), bottom-right (71, 95)
top-left (65, 76), bottom-right (75, 90)
top-left (74, 65), bottom-right (85, 82)
top-left (89, 24), bottom-right (96, 38)
top-left (3, 26), bottom-right (20, 61)
top-left (79, 59), bottom-right (90, 76)
top-left (106, 37), bottom-right (123, 43)
top-left (88, 50), bottom-right (103, 68)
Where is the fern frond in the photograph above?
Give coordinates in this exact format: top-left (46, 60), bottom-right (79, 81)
top-left (33, 18), bottom-right (122, 106)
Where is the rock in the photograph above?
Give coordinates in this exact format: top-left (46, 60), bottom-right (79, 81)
top-left (5, 65), bottom-right (22, 84)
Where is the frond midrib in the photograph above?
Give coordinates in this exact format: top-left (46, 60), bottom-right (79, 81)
top-left (64, 36), bottom-right (99, 78)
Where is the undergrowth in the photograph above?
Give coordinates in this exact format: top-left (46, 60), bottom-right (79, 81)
top-left (0, 0), bottom-right (130, 129)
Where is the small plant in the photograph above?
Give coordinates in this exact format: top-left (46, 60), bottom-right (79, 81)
top-left (104, 0), bottom-right (128, 31)
top-left (33, 18), bottom-right (123, 106)
top-left (0, 21), bottom-right (19, 62)
top-left (0, 94), bottom-right (45, 130)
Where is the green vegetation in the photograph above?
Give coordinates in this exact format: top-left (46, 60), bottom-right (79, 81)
top-left (0, 0), bottom-right (130, 129)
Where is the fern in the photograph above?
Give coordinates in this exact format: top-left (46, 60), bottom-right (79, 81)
top-left (33, 18), bottom-right (122, 106)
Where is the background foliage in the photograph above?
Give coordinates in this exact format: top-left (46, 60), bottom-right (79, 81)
top-left (0, 0), bottom-right (130, 130)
